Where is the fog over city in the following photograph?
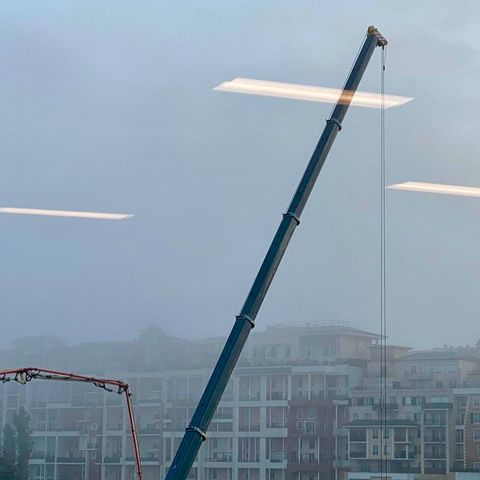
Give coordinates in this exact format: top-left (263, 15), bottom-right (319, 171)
top-left (2, 1), bottom-right (480, 352)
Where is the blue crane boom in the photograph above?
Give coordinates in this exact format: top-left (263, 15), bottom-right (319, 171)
top-left (166, 25), bottom-right (387, 480)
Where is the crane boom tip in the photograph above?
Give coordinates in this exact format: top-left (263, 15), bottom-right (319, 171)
top-left (367, 25), bottom-right (388, 46)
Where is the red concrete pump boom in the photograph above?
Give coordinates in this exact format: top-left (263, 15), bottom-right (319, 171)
top-left (0, 367), bottom-right (142, 480)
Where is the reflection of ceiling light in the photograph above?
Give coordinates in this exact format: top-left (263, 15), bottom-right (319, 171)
top-left (387, 182), bottom-right (480, 198)
top-left (0, 207), bottom-right (134, 220)
top-left (214, 77), bottom-right (413, 109)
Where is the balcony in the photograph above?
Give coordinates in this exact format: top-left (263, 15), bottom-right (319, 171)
top-left (209, 452), bottom-right (232, 463)
top-left (139, 424), bottom-right (161, 434)
top-left (404, 371), bottom-right (432, 380)
top-left (269, 452), bottom-right (288, 463)
top-left (350, 431), bottom-right (367, 442)
top-left (333, 426), bottom-right (348, 436)
top-left (425, 467), bottom-right (446, 474)
top-left (373, 403), bottom-right (399, 411)
top-left (268, 392), bottom-right (287, 401)
top-left (300, 454), bottom-right (319, 464)
top-left (424, 453), bottom-right (446, 460)
top-left (238, 423), bottom-right (260, 432)
top-left (31, 450), bottom-right (46, 459)
top-left (423, 419), bottom-right (446, 426)
top-left (140, 452), bottom-right (161, 462)
top-left (348, 447), bottom-right (367, 459)
top-left (333, 459), bottom-right (350, 468)
top-left (104, 453), bottom-right (121, 463)
top-left (56, 456), bottom-right (84, 463)
top-left (267, 420), bottom-right (287, 429)
top-left (289, 453), bottom-right (320, 464)
top-left (163, 421), bottom-right (186, 432)
top-left (424, 435), bottom-right (446, 443)
top-left (106, 423), bottom-right (123, 431)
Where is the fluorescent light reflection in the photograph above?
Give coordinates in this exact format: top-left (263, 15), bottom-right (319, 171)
top-left (0, 207), bottom-right (134, 220)
top-left (214, 77), bottom-right (413, 109)
top-left (387, 182), bottom-right (480, 198)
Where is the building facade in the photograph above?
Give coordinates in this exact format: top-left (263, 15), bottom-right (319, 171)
top-left (2, 324), bottom-right (480, 480)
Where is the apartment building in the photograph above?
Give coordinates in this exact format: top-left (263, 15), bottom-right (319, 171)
top-left (5, 325), bottom-right (480, 480)
top-left (0, 322), bottom-right (378, 480)
top-left (346, 345), bottom-right (480, 480)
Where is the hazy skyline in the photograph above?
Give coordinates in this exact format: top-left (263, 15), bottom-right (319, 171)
top-left (1, 1), bottom-right (480, 350)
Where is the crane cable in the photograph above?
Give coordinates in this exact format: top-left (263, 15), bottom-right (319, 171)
top-left (379, 44), bottom-right (388, 480)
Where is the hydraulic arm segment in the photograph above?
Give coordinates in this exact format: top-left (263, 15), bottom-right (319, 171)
top-left (0, 367), bottom-right (143, 480)
top-left (166, 26), bottom-right (387, 480)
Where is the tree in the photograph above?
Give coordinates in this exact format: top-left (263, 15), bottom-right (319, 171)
top-left (0, 423), bottom-right (16, 480)
top-left (13, 407), bottom-right (32, 480)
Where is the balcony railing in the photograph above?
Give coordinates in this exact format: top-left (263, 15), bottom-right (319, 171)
top-left (424, 453), bottom-right (446, 460)
top-left (238, 423), bottom-right (260, 432)
top-left (289, 453), bottom-right (320, 464)
top-left (424, 419), bottom-right (446, 426)
top-left (32, 450), bottom-right (46, 459)
top-left (140, 424), bottom-right (161, 434)
top-left (104, 454), bottom-right (121, 463)
top-left (209, 452), bottom-right (232, 462)
top-left (424, 436), bottom-right (446, 443)
top-left (267, 420), bottom-right (287, 429)
top-left (269, 452), bottom-right (288, 463)
top-left (56, 456), bottom-right (84, 463)
top-left (268, 392), bottom-right (286, 401)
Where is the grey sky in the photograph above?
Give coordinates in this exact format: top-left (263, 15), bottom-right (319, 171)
top-left (1, 1), bottom-right (480, 350)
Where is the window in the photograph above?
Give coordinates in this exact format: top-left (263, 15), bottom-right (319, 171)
top-left (239, 377), bottom-right (261, 401)
top-left (372, 445), bottom-right (379, 456)
top-left (238, 438), bottom-right (260, 463)
top-left (474, 396), bottom-right (480, 407)
top-left (267, 375), bottom-right (287, 401)
top-left (267, 407), bottom-right (287, 428)
top-left (433, 364), bottom-right (445, 374)
top-left (447, 363), bottom-right (457, 374)
top-left (475, 429), bottom-right (480, 441)
top-left (431, 396), bottom-right (449, 403)
top-left (305, 421), bottom-right (316, 433)
top-left (239, 407), bottom-right (260, 432)
top-left (372, 428), bottom-right (379, 439)
top-left (471, 413), bottom-right (480, 424)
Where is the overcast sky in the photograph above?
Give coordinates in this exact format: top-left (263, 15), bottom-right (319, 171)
top-left (1, 1), bottom-right (480, 350)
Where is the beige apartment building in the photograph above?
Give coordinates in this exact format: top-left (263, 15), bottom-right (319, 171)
top-left (0, 323), bottom-right (377, 480)
top-left (3, 325), bottom-right (480, 480)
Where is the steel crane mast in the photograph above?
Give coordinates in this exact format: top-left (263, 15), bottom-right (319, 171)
top-left (166, 26), bottom-right (387, 480)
